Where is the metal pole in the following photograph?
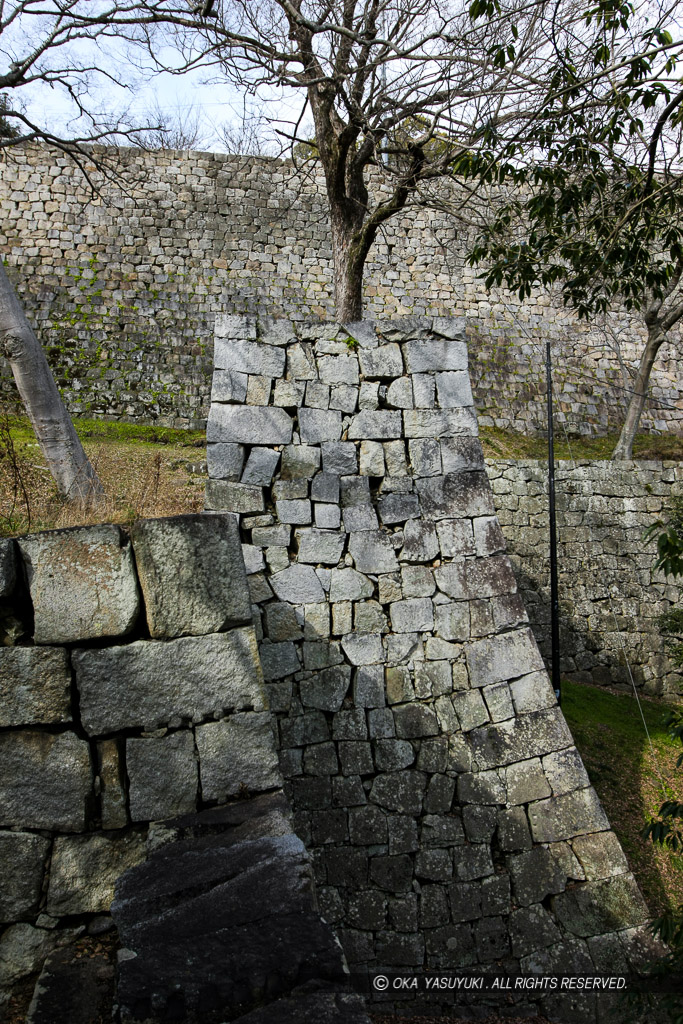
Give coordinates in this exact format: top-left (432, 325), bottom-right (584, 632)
top-left (546, 342), bottom-right (561, 705)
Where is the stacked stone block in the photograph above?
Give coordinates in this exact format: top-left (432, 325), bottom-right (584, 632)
top-left (1, 143), bottom-right (682, 435)
top-left (488, 460), bottom-right (683, 698)
top-left (205, 315), bottom-right (654, 1017)
top-left (0, 514), bottom-right (280, 997)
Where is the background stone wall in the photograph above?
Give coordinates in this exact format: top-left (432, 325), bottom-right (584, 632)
top-left (0, 513), bottom-right (282, 998)
top-left (205, 314), bottom-right (654, 1021)
top-left (489, 460), bottom-right (683, 699)
top-left (1, 143), bottom-right (681, 435)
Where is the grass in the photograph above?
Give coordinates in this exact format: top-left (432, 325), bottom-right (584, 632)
top-left (0, 415), bottom-right (207, 537)
top-left (562, 678), bottom-right (683, 919)
top-left (479, 425), bottom-right (683, 462)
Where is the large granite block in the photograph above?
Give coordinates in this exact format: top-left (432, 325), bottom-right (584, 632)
top-left (74, 628), bottom-right (265, 734)
top-left (0, 832), bottom-right (50, 921)
top-left (0, 646), bottom-right (71, 726)
top-left (195, 712), bottom-right (281, 800)
top-left (469, 707), bottom-right (573, 769)
top-left (47, 832), bottom-right (147, 915)
top-left (18, 525), bottom-right (140, 644)
top-left (214, 338), bottom-right (286, 377)
top-left (207, 405), bottom-right (293, 444)
top-left (404, 339), bottom-right (468, 373)
top-left (0, 730), bottom-right (92, 831)
top-left (0, 537), bottom-right (16, 597)
top-left (127, 731), bottom-right (199, 821)
top-left (131, 514), bottom-right (251, 638)
top-left (466, 627), bottom-right (546, 686)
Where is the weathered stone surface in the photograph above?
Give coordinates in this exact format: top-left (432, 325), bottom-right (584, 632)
top-left (417, 472), bottom-right (492, 520)
top-left (0, 537), bottom-right (16, 597)
top-left (74, 628), bottom-right (265, 734)
top-left (403, 408), bottom-right (478, 438)
top-left (281, 445), bottom-right (321, 480)
top-left (214, 338), bottom-right (286, 376)
top-left (341, 633), bottom-right (384, 665)
top-left (552, 875), bottom-right (648, 937)
top-left (0, 924), bottom-right (78, 987)
top-left (210, 368), bottom-right (248, 403)
top-left (47, 831), bottom-right (147, 915)
top-left (318, 354), bottom-right (360, 385)
top-left (112, 806), bottom-right (352, 1024)
top-left (236, 986), bottom-right (371, 1023)
top-left (469, 708), bottom-right (573, 769)
top-left (343, 504), bottom-right (379, 532)
top-left (390, 598), bottom-right (434, 633)
top-left (206, 442), bottom-right (245, 480)
top-left (378, 493), bottom-right (420, 524)
top-left (0, 647), bottom-right (71, 727)
top-left (270, 564), bottom-right (326, 604)
top-left (322, 442), bottom-right (357, 475)
top-left (508, 847), bottom-right (567, 906)
top-left (26, 946), bottom-right (116, 1024)
top-left (542, 747), bottom-right (591, 796)
top-left (242, 447), bottom-right (281, 485)
top-left (196, 713), bottom-right (281, 801)
top-left (207, 405), bottom-right (293, 444)
top-left (340, 476), bottom-right (371, 507)
top-left (205, 479), bottom-right (265, 513)
top-left (0, 832), bottom-right (50, 921)
top-left (369, 772), bottom-right (427, 815)
top-left (98, 739), bottom-right (127, 830)
top-left (348, 531), bottom-right (399, 573)
top-left (127, 732), bottom-right (198, 821)
top-left (328, 569), bottom-right (374, 603)
top-left (0, 730), bottom-right (92, 831)
top-left (131, 514), bottom-right (251, 638)
top-left (571, 831), bottom-right (629, 880)
top-left (299, 408), bottom-right (342, 443)
top-left (296, 528), bottom-right (346, 566)
top-left (348, 411), bottom-right (402, 440)
top-left (19, 525), bottom-right (140, 644)
top-left (506, 758), bottom-right (551, 805)
top-left (358, 344), bottom-right (403, 378)
top-left (404, 339), bottom-right (467, 373)
top-left (466, 627), bottom-right (545, 686)
top-left (528, 786), bottom-right (611, 843)
top-left (435, 371), bottom-right (473, 408)
top-left (260, 641), bottom-right (301, 680)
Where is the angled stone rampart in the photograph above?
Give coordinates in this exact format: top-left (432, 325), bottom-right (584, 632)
top-left (205, 315), bottom-right (658, 1020)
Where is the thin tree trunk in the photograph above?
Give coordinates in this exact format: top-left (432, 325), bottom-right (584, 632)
top-left (0, 262), bottom-right (102, 503)
top-left (612, 322), bottom-right (665, 460)
top-left (331, 209), bottom-right (365, 322)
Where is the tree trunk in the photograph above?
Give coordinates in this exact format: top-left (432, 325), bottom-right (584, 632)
top-left (611, 321), bottom-right (665, 460)
top-left (330, 206), bottom-right (366, 323)
top-left (0, 262), bottom-right (102, 503)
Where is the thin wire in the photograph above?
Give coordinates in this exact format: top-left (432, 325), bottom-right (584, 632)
top-left (555, 398), bottom-right (667, 786)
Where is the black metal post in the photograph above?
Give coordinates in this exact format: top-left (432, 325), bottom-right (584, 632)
top-left (546, 342), bottom-right (561, 705)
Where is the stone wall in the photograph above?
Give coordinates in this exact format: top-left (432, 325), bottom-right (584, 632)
top-left (205, 314), bottom-right (656, 1021)
top-left (489, 460), bottom-right (683, 699)
top-left (1, 143), bottom-right (682, 435)
top-left (0, 513), bottom-right (283, 1002)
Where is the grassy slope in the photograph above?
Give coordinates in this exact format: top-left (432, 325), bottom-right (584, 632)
top-left (562, 679), bottom-right (683, 918)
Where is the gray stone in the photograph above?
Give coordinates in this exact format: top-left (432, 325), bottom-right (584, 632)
top-left (434, 602), bottom-right (469, 641)
top-left (408, 438), bottom-right (441, 477)
top-left (19, 525), bottom-right (140, 645)
top-left (329, 568), bottom-right (374, 602)
top-left (322, 442), bottom-right (357, 475)
top-left (358, 344), bottom-right (403, 377)
top-left (354, 600), bottom-right (387, 635)
top-left (506, 758), bottom-right (551, 804)
top-left (482, 681), bottom-right (514, 722)
top-left (404, 339), bottom-right (467, 372)
top-left (127, 731), bottom-right (198, 821)
top-left (311, 472), bottom-right (340, 503)
top-left (370, 856), bottom-right (414, 893)
top-left (315, 503), bottom-right (342, 528)
top-left (470, 708), bottom-right (573, 770)
top-left (0, 730), bottom-right (92, 831)
top-left (412, 374), bottom-right (436, 408)
top-left (207, 404), bottom-right (293, 444)
top-left (241, 544), bottom-right (265, 574)
top-left (400, 520), bottom-right (439, 561)
top-left (383, 440), bottom-right (409, 477)
top-left (0, 924), bottom-right (78, 987)
top-left (497, 806), bottom-right (532, 851)
top-left (509, 905), bottom-right (561, 957)
top-left (214, 314), bottom-right (256, 339)
top-left (214, 338), bottom-right (286, 376)
top-left (453, 689), bottom-right (489, 731)
top-left (205, 480), bottom-right (264, 513)
top-left (390, 598), bottom-right (434, 633)
top-left (348, 410), bottom-right (402, 439)
top-left (340, 475), bottom-right (371, 506)
top-left (287, 342), bottom-right (318, 379)
top-left (74, 628), bottom-right (265, 734)
top-left (508, 846), bottom-right (567, 907)
top-left (368, 709), bottom-right (397, 739)
top-left (404, 408), bottom-right (478, 438)
top-left (280, 445), bottom-right (321, 480)
top-left (348, 531), bottom-right (398, 573)
top-left (0, 537), bottom-right (16, 597)
top-left (373, 739), bottom-right (415, 771)
top-left (378, 493), bottom-right (419, 524)
top-left (457, 769), bottom-right (506, 804)
top-left (206, 442), bottom-right (245, 480)
top-left (273, 379), bottom-right (306, 407)
top-left (302, 640), bottom-right (343, 670)
top-left (571, 831), bottom-right (629, 879)
top-left (369, 771), bottom-right (427, 814)
top-left (341, 632), bottom-right (384, 665)
top-left (338, 741), bottom-right (374, 775)
top-left (210, 368), bottom-right (248, 403)
top-left (466, 627), bottom-right (545, 686)
top-left (299, 408), bottom-right (342, 443)
top-left (354, 665), bottom-right (385, 707)
top-left (386, 376), bottom-right (413, 408)
top-left (195, 712), bottom-right (280, 800)
top-left (510, 671), bottom-right (558, 713)
top-left (435, 370), bottom-right (473, 407)
top-left (453, 844), bottom-right (494, 882)
top-left (252, 524), bottom-right (291, 547)
top-left (417, 471), bottom-right (492, 520)
top-left (543, 747), bottom-right (591, 796)
top-left (343, 504), bottom-right (379, 532)
top-left (300, 666), bottom-right (352, 711)
top-left (296, 528), bottom-right (346, 565)
top-left (317, 354), bottom-right (359, 385)
top-left (435, 519), bottom-right (475, 557)
top-left (271, 564), bottom-right (326, 604)
top-left (552, 875), bottom-right (648, 937)
top-left (359, 381), bottom-right (380, 408)
top-left (0, 647), bottom-right (71, 727)
top-left (304, 742), bottom-right (339, 776)
top-left (473, 515), bottom-right (506, 556)
top-left (276, 499), bottom-right (312, 524)
top-left (98, 739), bottom-right (127, 830)
top-left (264, 603), bottom-right (302, 641)
top-left (359, 440), bottom-right (385, 476)
top-left (440, 437), bottom-right (485, 473)
top-left (330, 384), bottom-right (358, 412)
top-left (242, 447), bottom-right (281, 485)
top-left (47, 831), bottom-right (147, 915)
top-left (0, 832), bottom-right (49, 921)
top-left (131, 514), bottom-right (251, 639)
top-left (528, 786), bottom-right (611, 843)
top-left (401, 565), bottom-right (435, 597)
top-left (394, 704), bottom-right (439, 738)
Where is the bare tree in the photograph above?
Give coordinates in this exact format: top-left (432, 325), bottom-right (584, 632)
top-left (131, 98), bottom-right (210, 150)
